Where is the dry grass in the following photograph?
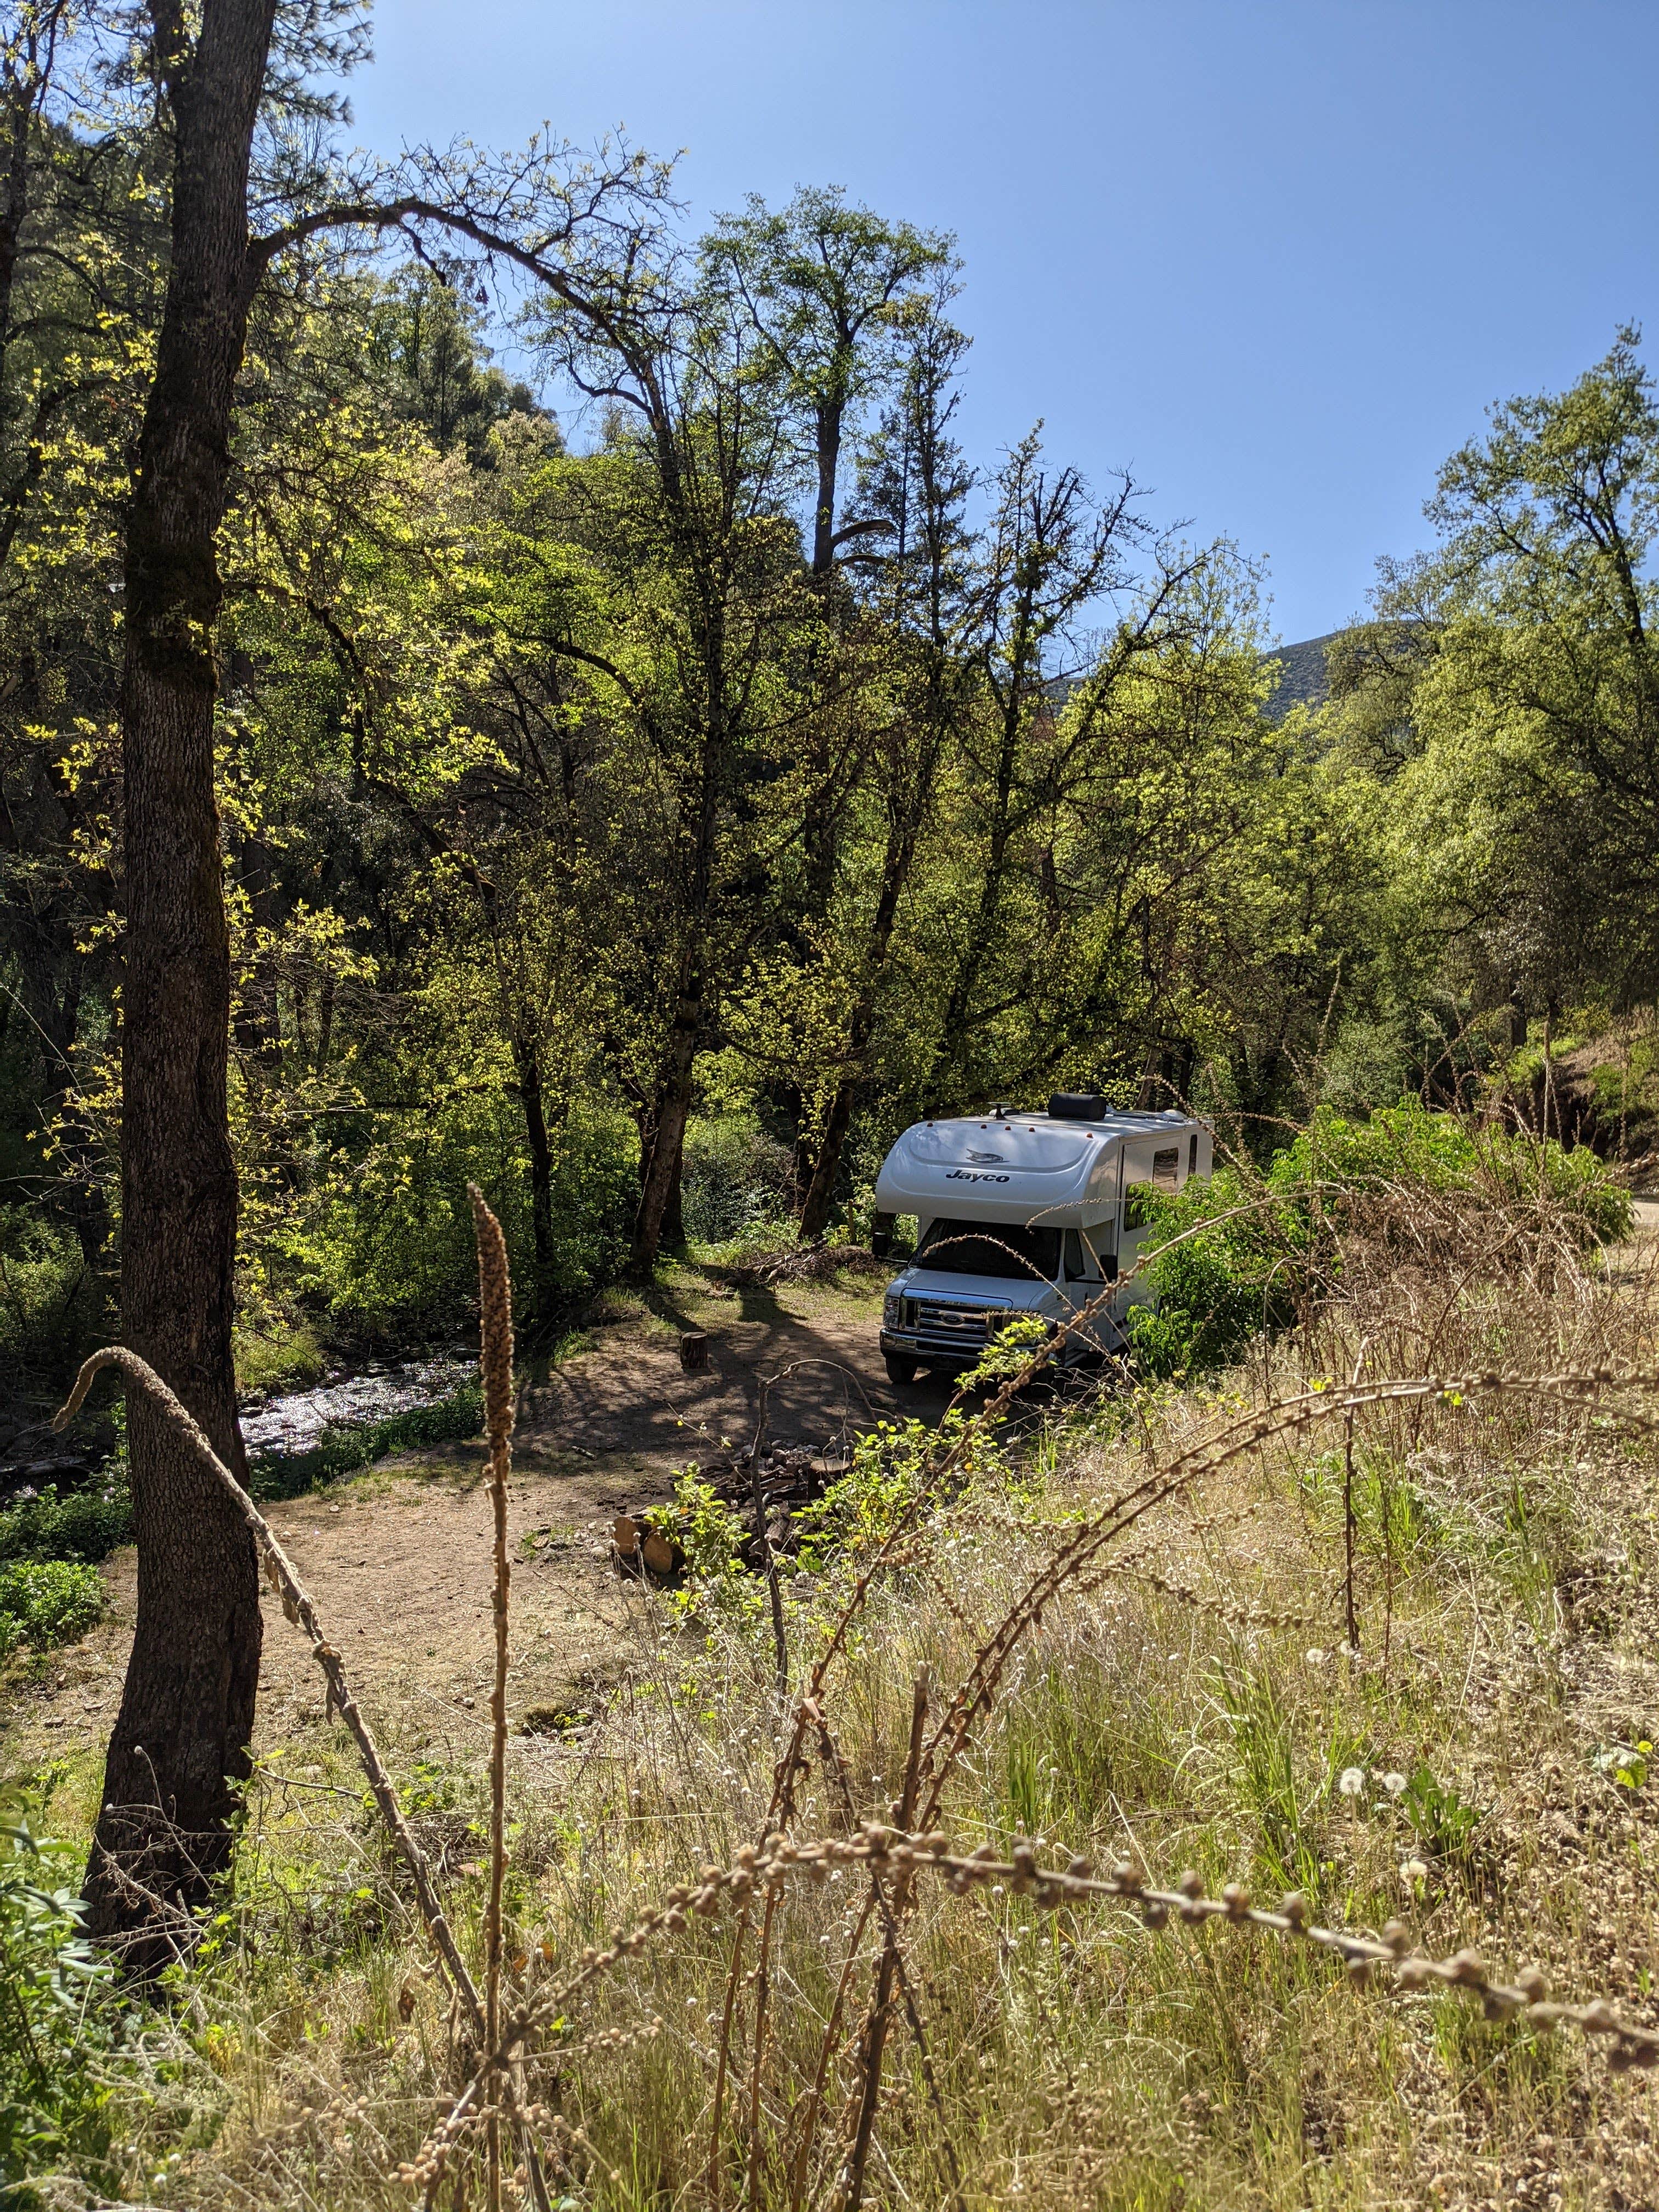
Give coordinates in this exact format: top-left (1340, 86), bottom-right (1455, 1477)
top-left (31, 1180), bottom-right (1659, 2210)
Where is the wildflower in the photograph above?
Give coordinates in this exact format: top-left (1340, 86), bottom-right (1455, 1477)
top-left (1338, 1767), bottom-right (1365, 1798)
top-left (1383, 1771), bottom-right (1408, 1797)
top-left (1401, 1857), bottom-right (1429, 1883)
top-left (1305, 1647), bottom-right (1325, 1667)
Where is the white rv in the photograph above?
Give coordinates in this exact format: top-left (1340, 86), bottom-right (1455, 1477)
top-left (872, 1093), bottom-right (1212, 1382)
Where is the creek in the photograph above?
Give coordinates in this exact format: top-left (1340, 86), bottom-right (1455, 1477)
top-left (238, 1352), bottom-right (477, 1457)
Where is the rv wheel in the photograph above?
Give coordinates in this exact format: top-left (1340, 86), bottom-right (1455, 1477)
top-left (884, 1353), bottom-right (923, 1385)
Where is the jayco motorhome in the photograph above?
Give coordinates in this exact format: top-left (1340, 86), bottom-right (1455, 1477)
top-left (872, 1093), bottom-right (1212, 1382)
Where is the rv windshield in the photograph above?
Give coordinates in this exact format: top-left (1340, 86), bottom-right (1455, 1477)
top-left (918, 1218), bottom-right (1062, 1280)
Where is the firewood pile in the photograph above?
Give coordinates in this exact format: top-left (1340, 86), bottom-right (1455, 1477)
top-left (610, 1440), bottom-right (852, 1582)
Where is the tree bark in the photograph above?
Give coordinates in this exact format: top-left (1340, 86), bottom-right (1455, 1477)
top-left (799, 763), bottom-right (933, 1242)
top-left (795, 1074), bottom-right (855, 1243)
top-left (810, 395), bottom-right (844, 580)
top-left (86, 0), bottom-right (276, 1964)
top-left (629, 974), bottom-right (698, 1271)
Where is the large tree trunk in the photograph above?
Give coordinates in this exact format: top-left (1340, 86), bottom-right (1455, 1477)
top-left (796, 1074), bottom-right (855, 1243)
top-left (798, 805), bottom-right (924, 1243)
top-left (86, 0), bottom-right (276, 1966)
top-left (630, 970), bottom-right (699, 1273)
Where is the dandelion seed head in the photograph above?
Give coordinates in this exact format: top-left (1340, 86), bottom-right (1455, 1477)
top-left (1306, 1648), bottom-right (1325, 1667)
top-left (1383, 1771), bottom-right (1408, 1797)
top-left (1338, 1767), bottom-right (1365, 1798)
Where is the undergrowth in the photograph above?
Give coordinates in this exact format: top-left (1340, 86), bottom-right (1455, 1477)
top-left (5, 1123), bottom-right (1659, 2209)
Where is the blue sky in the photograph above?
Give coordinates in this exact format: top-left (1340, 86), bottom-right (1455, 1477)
top-left (348, 0), bottom-right (1659, 645)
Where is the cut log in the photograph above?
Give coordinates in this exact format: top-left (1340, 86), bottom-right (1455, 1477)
top-left (679, 1329), bottom-right (709, 1373)
top-left (642, 1528), bottom-right (680, 1577)
top-left (613, 1514), bottom-right (640, 1558)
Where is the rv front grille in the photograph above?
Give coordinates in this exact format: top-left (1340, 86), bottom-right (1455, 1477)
top-left (911, 1301), bottom-right (1006, 1351)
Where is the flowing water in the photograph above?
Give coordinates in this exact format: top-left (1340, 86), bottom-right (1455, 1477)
top-left (238, 1352), bottom-right (477, 1457)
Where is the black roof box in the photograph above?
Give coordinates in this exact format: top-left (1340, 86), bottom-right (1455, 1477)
top-left (1048, 1091), bottom-right (1108, 1122)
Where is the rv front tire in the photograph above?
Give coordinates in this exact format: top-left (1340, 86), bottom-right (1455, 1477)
top-left (883, 1353), bottom-right (924, 1386)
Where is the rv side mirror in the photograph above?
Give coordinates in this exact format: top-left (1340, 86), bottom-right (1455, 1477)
top-left (871, 1211), bottom-right (894, 1259)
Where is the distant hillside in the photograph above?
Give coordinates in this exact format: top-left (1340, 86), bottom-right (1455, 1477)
top-left (1264, 630), bottom-right (1341, 720)
top-left (1049, 630), bottom-right (1344, 722)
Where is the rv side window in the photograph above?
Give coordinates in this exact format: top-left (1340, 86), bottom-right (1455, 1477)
top-left (1123, 1184), bottom-right (1159, 1230)
top-left (1188, 1133), bottom-right (1199, 1177)
top-left (1152, 1146), bottom-right (1179, 1190)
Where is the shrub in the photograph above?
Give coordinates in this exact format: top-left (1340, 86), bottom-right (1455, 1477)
top-left (281, 1094), bottom-right (639, 1329)
top-left (1129, 1101), bottom-right (1632, 1379)
top-left (0, 1208), bottom-right (99, 1373)
top-left (0, 1476), bottom-right (132, 1568)
top-left (793, 1407), bottom-right (1009, 1573)
top-left (0, 1560), bottom-right (108, 1658)
top-left (1276, 1099), bottom-right (1632, 1248)
top-left (681, 1113), bottom-right (794, 1244)
top-left (0, 1826), bottom-right (116, 2193)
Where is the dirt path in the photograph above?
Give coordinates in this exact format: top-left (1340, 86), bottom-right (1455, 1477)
top-left (1, 1274), bottom-right (955, 1785)
top-left (515, 1274), bottom-right (953, 1472)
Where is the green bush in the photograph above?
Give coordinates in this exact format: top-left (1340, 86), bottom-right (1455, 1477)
top-left (793, 1408), bottom-right (1009, 1573)
top-left (0, 1477), bottom-right (132, 1569)
top-left (0, 1825), bottom-right (117, 2193)
top-left (1128, 1101), bottom-right (1632, 1380)
top-left (0, 1208), bottom-right (97, 1372)
top-left (1276, 1099), bottom-right (1632, 1245)
top-left (282, 1095), bottom-right (639, 1329)
top-left (681, 1113), bottom-right (794, 1244)
top-left (0, 1560), bottom-right (108, 1658)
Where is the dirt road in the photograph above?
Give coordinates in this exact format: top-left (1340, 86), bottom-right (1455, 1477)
top-left (1, 1273), bottom-right (955, 1787)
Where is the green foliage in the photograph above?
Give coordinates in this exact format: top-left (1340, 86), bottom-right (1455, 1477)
top-left (0, 1826), bottom-right (117, 2191)
top-left (645, 1471), bottom-right (750, 1582)
top-left (645, 1471), bottom-right (759, 1626)
top-left (1126, 1232), bottom-right (1268, 1380)
top-left (1128, 1100), bottom-right (1631, 1379)
top-left (0, 1561), bottom-right (106, 1659)
top-left (794, 1409), bottom-right (1006, 1571)
top-left (680, 1114), bottom-right (794, 1244)
top-left (959, 1311), bottom-right (1051, 1386)
top-left (280, 1099), bottom-right (637, 1331)
top-left (1398, 1763), bottom-right (1484, 1863)
top-left (1593, 1739), bottom-right (1652, 1793)
top-left (1273, 1099), bottom-right (1632, 1244)
top-left (1396, 331), bottom-right (1659, 1008)
top-left (0, 1477), bottom-right (132, 1570)
top-left (0, 1210), bottom-right (98, 1374)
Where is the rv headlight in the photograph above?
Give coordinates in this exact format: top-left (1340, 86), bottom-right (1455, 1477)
top-left (883, 1294), bottom-right (902, 1327)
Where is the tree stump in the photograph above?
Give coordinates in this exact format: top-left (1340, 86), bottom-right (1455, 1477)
top-left (679, 1329), bottom-right (709, 1373)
